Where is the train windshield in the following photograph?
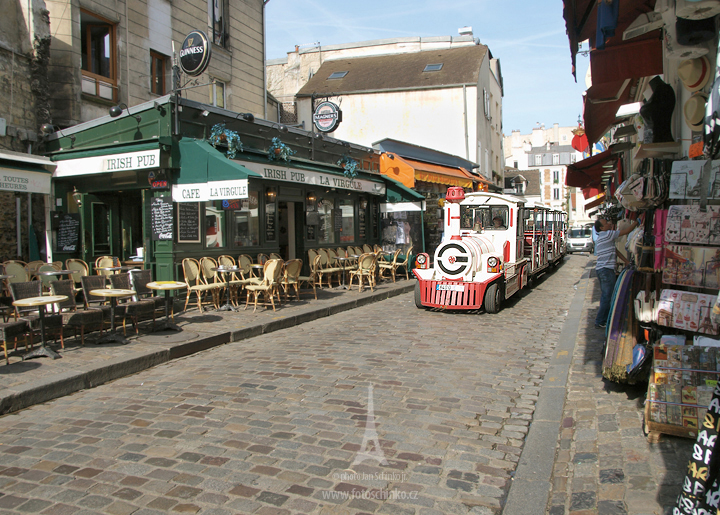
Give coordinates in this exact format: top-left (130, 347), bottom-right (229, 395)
top-left (460, 205), bottom-right (509, 231)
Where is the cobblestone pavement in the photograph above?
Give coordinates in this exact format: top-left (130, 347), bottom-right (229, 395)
top-left (0, 257), bottom-right (584, 515)
top-left (546, 258), bottom-right (693, 515)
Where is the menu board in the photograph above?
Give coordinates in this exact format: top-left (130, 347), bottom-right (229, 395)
top-left (266, 203), bottom-right (276, 241)
top-left (334, 209), bottom-right (343, 232)
top-left (150, 197), bottom-right (173, 241)
top-left (56, 213), bottom-right (80, 252)
top-left (359, 208), bottom-right (366, 240)
top-left (177, 202), bottom-right (201, 243)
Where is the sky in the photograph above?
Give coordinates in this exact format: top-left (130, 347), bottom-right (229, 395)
top-left (264, 0), bottom-right (591, 136)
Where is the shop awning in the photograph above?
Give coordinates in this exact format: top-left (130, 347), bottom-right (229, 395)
top-left (566, 149), bottom-right (616, 188)
top-left (0, 150), bottom-right (54, 195)
top-left (585, 194), bottom-right (607, 210)
top-left (52, 142), bottom-right (161, 178)
top-left (382, 175), bottom-right (426, 212)
top-left (379, 153), bottom-right (490, 190)
top-left (582, 186), bottom-right (603, 200)
top-left (176, 138), bottom-right (261, 183)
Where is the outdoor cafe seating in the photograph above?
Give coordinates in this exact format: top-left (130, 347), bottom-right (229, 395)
top-left (9, 280), bottom-right (64, 349)
top-left (50, 279), bottom-right (104, 346)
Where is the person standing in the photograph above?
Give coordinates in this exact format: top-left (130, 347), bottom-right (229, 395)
top-left (594, 217), bottom-right (639, 328)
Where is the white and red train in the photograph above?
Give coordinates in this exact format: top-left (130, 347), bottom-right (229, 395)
top-left (413, 187), bottom-right (567, 312)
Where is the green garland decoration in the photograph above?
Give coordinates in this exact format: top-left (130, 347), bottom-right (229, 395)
top-left (337, 155), bottom-right (359, 178)
top-left (268, 137), bottom-right (296, 162)
top-left (209, 123), bottom-right (243, 159)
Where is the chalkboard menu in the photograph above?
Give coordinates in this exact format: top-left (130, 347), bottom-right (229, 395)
top-left (359, 208), bottom-right (366, 240)
top-left (266, 203), bottom-right (276, 241)
top-left (177, 202), bottom-right (201, 243)
top-left (306, 225), bottom-right (315, 241)
top-left (334, 209), bottom-right (343, 232)
top-left (150, 197), bottom-right (173, 241)
top-left (56, 213), bottom-right (80, 252)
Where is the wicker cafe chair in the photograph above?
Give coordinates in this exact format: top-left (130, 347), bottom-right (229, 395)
top-left (218, 255), bottom-right (251, 306)
top-left (9, 280), bottom-right (64, 350)
top-left (317, 248), bottom-right (342, 288)
top-left (80, 274), bottom-right (116, 322)
top-left (270, 253), bottom-right (283, 260)
top-left (25, 260), bottom-right (44, 280)
top-left (129, 269), bottom-right (165, 315)
top-left (3, 260), bottom-right (29, 293)
top-left (348, 253), bottom-right (377, 292)
top-left (95, 256), bottom-right (119, 276)
top-left (0, 319), bottom-right (31, 364)
top-left (109, 273), bottom-right (155, 335)
top-left (256, 253), bottom-right (269, 265)
top-left (244, 259), bottom-right (283, 312)
top-left (199, 257), bottom-right (223, 306)
top-left (362, 244), bottom-right (373, 253)
top-left (50, 279), bottom-right (104, 346)
top-left (297, 256), bottom-right (320, 300)
top-left (281, 259), bottom-right (303, 301)
top-left (181, 258), bottom-right (221, 313)
top-left (378, 249), bottom-right (401, 283)
top-left (65, 258), bottom-right (89, 294)
top-left (395, 246), bottom-right (413, 281)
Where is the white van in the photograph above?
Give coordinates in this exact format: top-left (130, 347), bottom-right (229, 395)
top-left (566, 224), bottom-right (594, 253)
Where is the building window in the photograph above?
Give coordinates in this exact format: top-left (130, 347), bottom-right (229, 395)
top-left (553, 188), bottom-right (560, 200)
top-left (571, 154), bottom-right (577, 163)
top-left (553, 170), bottom-right (559, 184)
top-left (515, 183), bottom-right (524, 195)
top-left (210, 80), bottom-right (225, 108)
top-left (208, 0), bottom-right (226, 46)
top-left (534, 154), bottom-right (542, 166)
top-left (423, 63), bottom-right (443, 72)
top-left (553, 154), bottom-right (559, 165)
top-left (513, 161), bottom-right (518, 169)
top-left (232, 191), bottom-right (259, 247)
top-left (339, 199), bottom-right (355, 243)
top-left (150, 51), bottom-right (166, 95)
top-left (80, 10), bottom-right (117, 101)
top-left (317, 199), bottom-right (335, 244)
top-left (483, 89), bottom-right (491, 120)
top-left (205, 203), bottom-right (225, 248)
top-left (328, 71), bottom-right (348, 79)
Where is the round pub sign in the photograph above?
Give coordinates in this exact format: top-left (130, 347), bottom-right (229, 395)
top-left (179, 30), bottom-right (211, 77)
top-left (313, 101), bottom-right (342, 133)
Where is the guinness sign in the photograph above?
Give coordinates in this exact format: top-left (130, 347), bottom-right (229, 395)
top-left (313, 101), bottom-right (342, 133)
top-left (179, 30), bottom-right (211, 77)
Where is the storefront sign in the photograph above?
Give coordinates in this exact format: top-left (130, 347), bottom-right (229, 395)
top-left (313, 101), bottom-right (342, 133)
top-left (54, 149), bottom-right (161, 178)
top-left (0, 168), bottom-right (51, 194)
top-left (179, 30), bottom-right (211, 77)
top-left (172, 179), bottom-right (249, 202)
top-left (148, 170), bottom-right (169, 190)
top-left (241, 161), bottom-right (386, 195)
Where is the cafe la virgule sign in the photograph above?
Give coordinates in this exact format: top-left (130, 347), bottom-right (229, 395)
top-left (179, 30), bottom-right (211, 77)
top-left (313, 101), bottom-right (342, 133)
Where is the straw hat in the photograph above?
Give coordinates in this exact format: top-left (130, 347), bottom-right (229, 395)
top-left (678, 55), bottom-right (711, 92)
top-left (684, 91), bottom-right (708, 131)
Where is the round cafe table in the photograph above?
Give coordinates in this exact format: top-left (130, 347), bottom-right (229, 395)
top-left (89, 288), bottom-right (135, 344)
top-left (13, 295), bottom-right (67, 360)
top-left (146, 281), bottom-right (187, 331)
top-left (211, 267), bottom-right (242, 312)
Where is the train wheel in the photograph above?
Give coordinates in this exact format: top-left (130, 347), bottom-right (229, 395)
top-left (414, 281), bottom-right (423, 308)
top-left (484, 283), bottom-right (502, 314)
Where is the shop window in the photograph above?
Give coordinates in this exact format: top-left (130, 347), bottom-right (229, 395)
top-left (150, 51), bottom-right (166, 95)
top-left (339, 199), bottom-right (355, 243)
top-left (208, 0), bottom-right (226, 47)
top-left (231, 191), bottom-right (259, 247)
top-left (205, 203), bottom-right (225, 248)
top-left (210, 80), bottom-right (225, 108)
top-left (317, 199), bottom-right (335, 244)
top-left (381, 212), bottom-right (419, 253)
top-left (81, 10), bottom-right (117, 101)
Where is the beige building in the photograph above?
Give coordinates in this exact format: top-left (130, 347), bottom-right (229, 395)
top-left (267, 32), bottom-right (505, 188)
top-left (45, 0), bottom-right (269, 127)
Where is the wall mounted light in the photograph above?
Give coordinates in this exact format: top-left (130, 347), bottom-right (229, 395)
top-left (201, 110), bottom-right (210, 117)
top-left (72, 187), bottom-right (82, 208)
top-left (236, 112), bottom-right (254, 122)
top-left (109, 103), bottom-right (142, 123)
top-left (360, 199), bottom-right (368, 209)
top-left (307, 192), bottom-right (316, 203)
top-left (266, 188), bottom-right (277, 202)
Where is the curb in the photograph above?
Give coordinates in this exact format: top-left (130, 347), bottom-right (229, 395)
top-left (0, 282), bottom-right (415, 416)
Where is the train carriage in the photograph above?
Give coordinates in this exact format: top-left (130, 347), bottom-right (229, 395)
top-left (413, 187), bottom-right (565, 313)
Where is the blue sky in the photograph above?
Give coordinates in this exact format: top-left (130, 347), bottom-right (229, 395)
top-left (264, 0), bottom-right (590, 136)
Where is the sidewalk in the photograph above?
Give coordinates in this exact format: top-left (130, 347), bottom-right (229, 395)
top-left (507, 256), bottom-right (693, 515)
top-left (0, 278), bottom-right (415, 416)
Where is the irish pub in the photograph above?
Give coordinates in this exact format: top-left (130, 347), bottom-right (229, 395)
top-left (43, 95), bottom-right (424, 280)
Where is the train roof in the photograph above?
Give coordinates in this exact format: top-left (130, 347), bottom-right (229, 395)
top-left (461, 191), bottom-right (525, 206)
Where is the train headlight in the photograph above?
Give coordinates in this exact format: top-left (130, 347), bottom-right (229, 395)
top-left (487, 256), bottom-right (501, 273)
top-left (415, 253), bottom-right (429, 269)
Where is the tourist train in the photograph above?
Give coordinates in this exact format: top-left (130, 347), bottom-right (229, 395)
top-left (413, 187), bottom-right (567, 312)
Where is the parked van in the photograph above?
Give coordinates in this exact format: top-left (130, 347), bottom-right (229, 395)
top-left (566, 224), bottom-right (594, 253)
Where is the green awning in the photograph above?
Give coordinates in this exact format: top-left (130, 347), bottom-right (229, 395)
top-left (176, 139), bottom-right (261, 184)
top-left (49, 141), bottom-right (160, 161)
top-left (383, 175), bottom-right (425, 203)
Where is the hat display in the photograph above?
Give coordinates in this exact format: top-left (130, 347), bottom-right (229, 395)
top-left (684, 92), bottom-right (708, 131)
top-left (678, 55), bottom-right (711, 91)
top-left (662, 9), bottom-right (711, 60)
top-left (676, 0), bottom-right (720, 20)
top-left (676, 16), bottom-right (716, 45)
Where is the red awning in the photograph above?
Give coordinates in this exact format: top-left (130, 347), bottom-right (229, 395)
top-left (566, 149), bottom-right (616, 188)
top-left (563, 0), bottom-right (658, 80)
top-left (585, 194), bottom-right (607, 210)
top-left (590, 33), bottom-right (663, 85)
top-left (583, 80), bottom-right (636, 145)
top-left (582, 186), bottom-right (602, 200)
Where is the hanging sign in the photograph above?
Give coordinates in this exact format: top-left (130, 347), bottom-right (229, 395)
top-left (313, 101), bottom-right (342, 133)
top-left (179, 30), bottom-right (212, 77)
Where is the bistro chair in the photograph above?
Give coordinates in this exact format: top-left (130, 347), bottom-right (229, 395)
top-left (66, 258), bottom-right (89, 294)
top-left (181, 258), bottom-right (221, 312)
top-left (348, 253), bottom-right (377, 292)
top-left (129, 269), bottom-right (165, 315)
top-left (109, 273), bottom-right (155, 335)
top-left (281, 259), bottom-right (303, 301)
top-left (0, 319), bottom-right (31, 364)
top-left (378, 249), bottom-right (401, 283)
top-left (297, 256), bottom-right (319, 300)
top-left (218, 255), bottom-right (250, 306)
top-left (256, 253), bottom-right (269, 265)
top-left (81, 274), bottom-right (123, 329)
top-left (25, 260), bottom-right (45, 280)
top-left (95, 256), bottom-right (119, 276)
top-left (3, 260), bottom-right (29, 294)
top-left (317, 248), bottom-right (342, 288)
top-left (395, 246), bottom-right (413, 281)
top-left (244, 259), bottom-right (283, 312)
top-left (238, 254), bottom-right (256, 279)
top-left (270, 253), bottom-right (283, 260)
top-left (363, 244), bottom-right (373, 254)
top-left (51, 261), bottom-right (64, 271)
top-left (199, 257), bottom-right (223, 306)
top-left (50, 279), bottom-right (104, 346)
top-left (9, 280), bottom-right (64, 349)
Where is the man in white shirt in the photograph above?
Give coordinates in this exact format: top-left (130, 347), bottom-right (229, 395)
top-left (594, 217), bottom-right (639, 328)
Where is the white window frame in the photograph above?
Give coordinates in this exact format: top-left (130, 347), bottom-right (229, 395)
top-left (552, 154), bottom-right (560, 165)
top-left (534, 154), bottom-right (542, 166)
top-left (210, 79), bottom-right (225, 108)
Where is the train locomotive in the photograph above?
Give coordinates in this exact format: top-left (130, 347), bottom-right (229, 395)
top-left (413, 186), bottom-right (567, 313)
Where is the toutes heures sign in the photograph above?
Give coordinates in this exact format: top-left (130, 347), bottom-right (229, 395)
top-left (179, 30), bottom-right (211, 77)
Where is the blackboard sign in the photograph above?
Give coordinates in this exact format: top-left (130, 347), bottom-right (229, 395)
top-left (359, 208), bottom-right (366, 240)
top-left (266, 203), bottom-right (276, 241)
top-left (334, 209), bottom-right (343, 232)
top-left (306, 225), bottom-right (315, 240)
top-left (151, 197), bottom-right (173, 241)
top-left (56, 213), bottom-right (80, 252)
top-left (177, 202), bottom-right (201, 243)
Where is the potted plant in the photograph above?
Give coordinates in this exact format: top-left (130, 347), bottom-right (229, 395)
top-left (209, 123), bottom-right (243, 159)
top-left (337, 155), bottom-right (359, 179)
top-left (267, 137), bottom-right (296, 162)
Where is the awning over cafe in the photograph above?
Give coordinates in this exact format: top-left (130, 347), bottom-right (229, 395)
top-left (566, 149), bottom-right (616, 189)
top-left (382, 175), bottom-right (426, 212)
top-left (585, 194), bottom-right (607, 210)
top-left (52, 142), bottom-right (160, 178)
top-left (176, 138), bottom-right (261, 183)
top-left (0, 150), bottom-right (54, 195)
top-left (379, 152), bottom-right (489, 190)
